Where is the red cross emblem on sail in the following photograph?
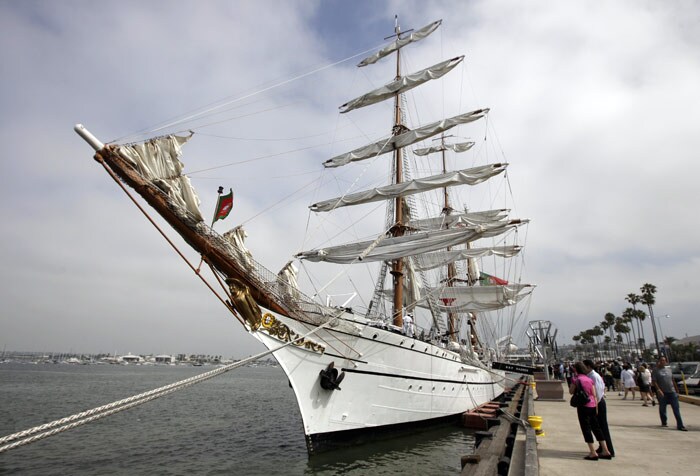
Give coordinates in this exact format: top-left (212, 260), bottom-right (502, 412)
top-left (441, 298), bottom-right (456, 307)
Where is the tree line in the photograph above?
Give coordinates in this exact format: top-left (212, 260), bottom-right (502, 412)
top-left (571, 283), bottom-right (695, 361)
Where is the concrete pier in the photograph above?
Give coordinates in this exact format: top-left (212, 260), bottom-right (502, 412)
top-left (533, 382), bottom-right (699, 475)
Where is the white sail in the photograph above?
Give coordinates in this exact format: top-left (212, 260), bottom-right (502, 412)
top-left (357, 20), bottom-right (442, 67)
top-left (341, 56), bottom-right (464, 113)
top-left (311, 163), bottom-right (506, 212)
top-left (416, 284), bottom-right (534, 312)
top-left (323, 109), bottom-right (489, 168)
top-left (407, 209), bottom-right (510, 231)
top-left (117, 134), bottom-right (203, 221)
top-left (414, 245), bottom-right (522, 271)
top-left (296, 221), bottom-right (525, 264)
top-left (413, 141), bottom-right (475, 156)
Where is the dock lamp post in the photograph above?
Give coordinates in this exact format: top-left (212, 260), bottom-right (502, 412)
top-left (657, 314), bottom-right (671, 360)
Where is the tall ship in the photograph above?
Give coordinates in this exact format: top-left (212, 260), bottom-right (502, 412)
top-left (75, 18), bottom-right (534, 454)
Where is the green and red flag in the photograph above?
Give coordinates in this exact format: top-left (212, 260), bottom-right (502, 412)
top-left (479, 272), bottom-right (509, 286)
top-left (213, 188), bottom-right (234, 223)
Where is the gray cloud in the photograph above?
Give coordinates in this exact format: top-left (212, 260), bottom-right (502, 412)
top-left (2, 1), bottom-right (698, 358)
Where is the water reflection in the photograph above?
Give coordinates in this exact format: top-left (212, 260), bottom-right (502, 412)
top-left (305, 426), bottom-right (475, 475)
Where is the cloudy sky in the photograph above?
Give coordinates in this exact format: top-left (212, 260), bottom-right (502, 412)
top-left (1, 0), bottom-right (699, 359)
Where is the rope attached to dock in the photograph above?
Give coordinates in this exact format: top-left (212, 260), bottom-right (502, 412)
top-left (0, 320), bottom-right (333, 453)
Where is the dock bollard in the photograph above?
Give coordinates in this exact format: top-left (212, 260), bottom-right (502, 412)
top-left (527, 415), bottom-right (545, 437)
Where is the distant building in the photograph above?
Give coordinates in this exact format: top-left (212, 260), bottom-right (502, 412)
top-left (676, 335), bottom-right (700, 346)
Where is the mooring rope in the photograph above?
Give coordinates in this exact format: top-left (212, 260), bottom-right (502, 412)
top-left (0, 320), bottom-right (333, 453)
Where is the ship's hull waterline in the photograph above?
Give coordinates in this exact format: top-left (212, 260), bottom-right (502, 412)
top-left (251, 309), bottom-right (505, 454)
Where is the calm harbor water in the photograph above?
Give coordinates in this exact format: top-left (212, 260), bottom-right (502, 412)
top-left (0, 363), bottom-right (475, 475)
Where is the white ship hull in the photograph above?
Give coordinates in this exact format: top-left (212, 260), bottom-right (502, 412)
top-left (251, 309), bottom-right (505, 453)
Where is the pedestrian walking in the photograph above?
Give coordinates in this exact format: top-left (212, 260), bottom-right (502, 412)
top-left (584, 359), bottom-right (615, 457)
top-left (638, 364), bottom-right (653, 406)
top-left (652, 356), bottom-right (687, 431)
top-left (611, 360), bottom-right (622, 395)
top-left (621, 363), bottom-right (636, 400)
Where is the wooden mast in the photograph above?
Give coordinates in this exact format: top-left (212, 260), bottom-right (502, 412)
top-left (391, 17), bottom-right (405, 328)
top-left (441, 135), bottom-right (458, 342)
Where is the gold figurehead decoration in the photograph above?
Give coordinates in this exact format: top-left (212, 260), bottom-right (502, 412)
top-left (226, 277), bottom-right (262, 330)
top-left (226, 278), bottom-right (325, 354)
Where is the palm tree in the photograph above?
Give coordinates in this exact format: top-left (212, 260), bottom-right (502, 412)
top-left (614, 317), bottom-right (632, 357)
top-left (580, 330), bottom-right (595, 356)
top-left (625, 293), bottom-right (644, 348)
top-left (572, 334), bottom-right (582, 358)
top-left (593, 325), bottom-right (606, 358)
top-left (604, 335), bottom-right (612, 358)
top-left (664, 336), bottom-right (677, 361)
top-left (621, 308), bottom-right (639, 355)
top-left (604, 312), bottom-right (616, 339)
top-left (600, 319), bottom-right (610, 352)
top-left (634, 308), bottom-right (647, 348)
top-left (640, 283), bottom-right (661, 357)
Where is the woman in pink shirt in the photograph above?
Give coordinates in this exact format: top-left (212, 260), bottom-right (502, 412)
top-left (570, 361), bottom-right (613, 460)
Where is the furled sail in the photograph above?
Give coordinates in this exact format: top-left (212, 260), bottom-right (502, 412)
top-left (222, 226), bottom-right (254, 269)
top-left (358, 20), bottom-right (442, 67)
top-left (296, 221), bottom-right (525, 264)
top-left (340, 56), bottom-right (464, 113)
top-left (323, 108), bottom-right (489, 168)
top-left (311, 163), bottom-right (506, 212)
top-left (415, 284), bottom-right (534, 312)
top-left (404, 256), bottom-right (423, 306)
top-left (413, 141), bottom-right (475, 156)
top-left (277, 260), bottom-right (301, 300)
top-left (414, 245), bottom-right (522, 271)
top-left (407, 209), bottom-right (510, 231)
top-left (116, 134), bottom-right (203, 221)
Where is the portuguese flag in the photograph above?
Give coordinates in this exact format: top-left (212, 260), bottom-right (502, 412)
top-left (479, 272), bottom-right (509, 286)
top-left (213, 188), bottom-right (234, 223)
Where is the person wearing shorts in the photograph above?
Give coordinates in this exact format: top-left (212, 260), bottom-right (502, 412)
top-left (638, 364), bottom-right (652, 406)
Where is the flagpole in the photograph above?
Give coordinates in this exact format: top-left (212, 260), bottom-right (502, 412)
top-left (196, 186), bottom-right (224, 273)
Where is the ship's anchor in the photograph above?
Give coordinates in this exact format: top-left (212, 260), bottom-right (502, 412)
top-left (319, 362), bottom-right (345, 391)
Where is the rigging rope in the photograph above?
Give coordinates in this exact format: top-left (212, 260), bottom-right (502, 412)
top-left (0, 320), bottom-right (334, 454)
top-left (111, 43), bottom-right (388, 144)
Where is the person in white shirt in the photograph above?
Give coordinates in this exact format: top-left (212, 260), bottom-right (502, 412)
top-left (638, 363), bottom-right (653, 406)
top-left (621, 363), bottom-right (637, 400)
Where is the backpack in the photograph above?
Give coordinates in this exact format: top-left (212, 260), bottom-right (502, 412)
top-left (570, 379), bottom-right (589, 408)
